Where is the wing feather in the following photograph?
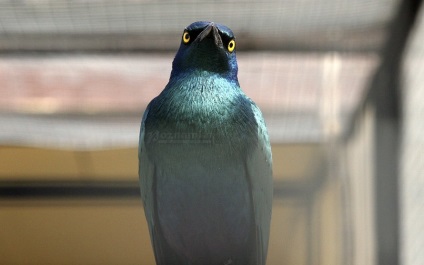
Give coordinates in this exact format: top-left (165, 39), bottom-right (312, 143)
top-left (139, 104), bottom-right (155, 242)
top-left (139, 103), bottom-right (185, 265)
top-left (246, 102), bottom-right (273, 265)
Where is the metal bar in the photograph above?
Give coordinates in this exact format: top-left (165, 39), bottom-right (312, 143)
top-left (0, 181), bottom-right (140, 199)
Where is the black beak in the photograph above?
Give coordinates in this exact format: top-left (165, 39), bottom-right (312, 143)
top-left (196, 22), bottom-right (223, 48)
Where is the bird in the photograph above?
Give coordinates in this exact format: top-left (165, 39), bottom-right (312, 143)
top-left (139, 21), bottom-right (273, 265)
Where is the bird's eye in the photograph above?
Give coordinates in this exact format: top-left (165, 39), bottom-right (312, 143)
top-left (227, 39), bottom-right (236, 53)
top-left (182, 32), bottom-right (191, 44)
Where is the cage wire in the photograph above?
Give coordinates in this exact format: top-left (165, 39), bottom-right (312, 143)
top-left (0, 1), bottom-right (423, 265)
top-left (0, 1), bottom-right (396, 51)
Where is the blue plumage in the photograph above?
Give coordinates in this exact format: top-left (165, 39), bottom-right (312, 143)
top-left (139, 21), bottom-right (273, 265)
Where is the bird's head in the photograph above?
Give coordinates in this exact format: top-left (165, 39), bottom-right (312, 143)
top-left (170, 21), bottom-right (238, 82)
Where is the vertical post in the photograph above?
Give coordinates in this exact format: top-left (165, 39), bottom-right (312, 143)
top-left (369, 1), bottom-right (422, 265)
top-left (401, 4), bottom-right (424, 265)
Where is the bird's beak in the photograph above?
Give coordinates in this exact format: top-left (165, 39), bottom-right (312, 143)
top-left (196, 22), bottom-right (224, 49)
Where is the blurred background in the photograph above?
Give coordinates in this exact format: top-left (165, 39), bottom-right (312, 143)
top-left (0, 0), bottom-right (422, 264)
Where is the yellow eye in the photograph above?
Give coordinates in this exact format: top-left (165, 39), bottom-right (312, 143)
top-left (182, 32), bottom-right (190, 44)
top-left (227, 39), bottom-right (236, 52)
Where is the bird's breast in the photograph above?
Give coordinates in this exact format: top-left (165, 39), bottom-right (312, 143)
top-left (146, 75), bottom-right (258, 159)
top-left (155, 154), bottom-right (252, 263)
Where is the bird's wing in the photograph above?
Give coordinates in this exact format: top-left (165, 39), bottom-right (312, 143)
top-left (139, 103), bottom-right (155, 240)
top-left (246, 101), bottom-right (273, 265)
top-left (138, 104), bottom-right (159, 254)
top-left (139, 103), bottom-right (184, 265)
